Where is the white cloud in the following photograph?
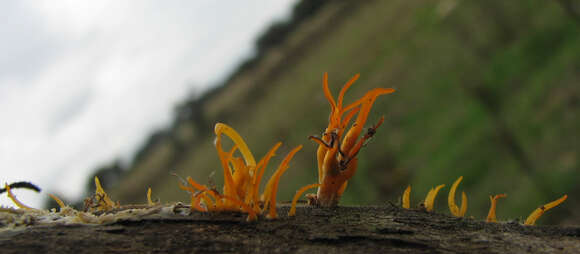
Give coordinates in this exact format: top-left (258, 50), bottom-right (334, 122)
top-left (0, 0), bottom-right (296, 208)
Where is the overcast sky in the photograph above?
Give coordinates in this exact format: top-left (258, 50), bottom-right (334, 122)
top-left (0, 0), bottom-right (296, 208)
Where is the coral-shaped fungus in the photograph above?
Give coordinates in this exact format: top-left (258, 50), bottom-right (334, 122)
top-left (298, 72), bottom-right (395, 208)
top-left (398, 177), bottom-right (567, 225)
top-left (84, 176), bottom-right (120, 213)
top-left (422, 184), bottom-right (445, 212)
top-left (3, 181), bottom-right (68, 212)
top-left (402, 185), bottom-right (411, 209)
top-left (448, 176), bottom-right (467, 217)
top-left (398, 183), bottom-right (445, 212)
top-left (524, 195), bottom-right (567, 225)
top-left (147, 187), bottom-right (157, 206)
top-left (486, 194), bottom-right (506, 223)
top-left (179, 123), bottom-right (301, 221)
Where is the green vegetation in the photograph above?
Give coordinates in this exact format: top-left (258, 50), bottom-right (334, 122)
top-left (80, 0), bottom-right (579, 224)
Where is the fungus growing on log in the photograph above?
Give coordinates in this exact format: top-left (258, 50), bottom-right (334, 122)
top-left (486, 194), bottom-right (506, 223)
top-left (422, 184), bottom-right (445, 212)
top-left (179, 123), bottom-right (301, 221)
top-left (402, 185), bottom-right (411, 209)
top-left (448, 176), bottom-right (467, 217)
top-left (302, 72), bottom-right (395, 207)
top-left (85, 176), bottom-right (119, 213)
top-left (524, 194), bottom-right (567, 225)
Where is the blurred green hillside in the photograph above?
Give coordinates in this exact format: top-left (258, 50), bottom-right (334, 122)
top-left (84, 0), bottom-right (580, 224)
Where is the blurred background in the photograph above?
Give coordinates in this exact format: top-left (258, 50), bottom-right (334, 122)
top-left (1, 0), bottom-right (579, 225)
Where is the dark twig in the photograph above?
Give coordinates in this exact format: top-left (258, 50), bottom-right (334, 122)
top-left (0, 181), bottom-right (41, 194)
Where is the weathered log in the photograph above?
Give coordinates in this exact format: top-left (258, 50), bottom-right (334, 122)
top-left (1, 205), bottom-right (579, 253)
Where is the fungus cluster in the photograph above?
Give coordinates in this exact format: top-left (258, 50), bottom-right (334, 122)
top-left (0, 177), bottom-right (186, 228)
top-left (294, 72), bottom-right (395, 208)
top-left (0, 72), bottom-right (570, 228)
top-left (178, 123), bottom-right (302, 221)
top-left (401, 176), bottom-right (567, 225)
top-left (84, 177), bottom-right (120, 213)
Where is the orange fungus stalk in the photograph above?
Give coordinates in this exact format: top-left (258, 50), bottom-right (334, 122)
top-left (179, 123), bottom-right (301, 221)
top-left (524, 194), bottom-right (567, 225)
top-left (486, 194), bottom-right (507, 223)
top-left (402, 185), bottom-right (411, 209)
top-left (448, 176), bottom-right (467, 217)
top-left (289, 183), bottom-right (321, 216)
top-left (303, 72), bottom-right (395, 207)
top-left (423, 184), bottom-right (445, 212)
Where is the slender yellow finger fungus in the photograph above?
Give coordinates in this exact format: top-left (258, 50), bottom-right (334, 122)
top-left (460, 192), bottom-right (467, 216)
top-left (263, 145), bottom-right (303, 219)
top-left (524, 195), bottom-right (567, 225)
top-left (289, 183), bottom-right (321, 216)
top-left (423, 184), bottom-right (445, 212)
top-left (180, 123), bottom-right (301, 221)
top-left (448, 176), bottom-right (467, 217)
top-left (147, 188), bottom-right (156, 206)
top-left (92, 176), bottom-right (118, 212)
top-left (5, 184), bottom-right (34, 210)
top-left (304, 72), bottom-right (395, 207)
top-left (48, 193), bottom-right (66, 209)
top-left (402, 185), bottom-right (411, 209)
top-left (486, 194), bottom-right (506, 223)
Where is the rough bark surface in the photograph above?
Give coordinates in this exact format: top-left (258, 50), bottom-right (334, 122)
top-left (1, 205), bottom-right (579, 253)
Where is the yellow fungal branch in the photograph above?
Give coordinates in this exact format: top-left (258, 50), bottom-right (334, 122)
top-left (48, 193), bottom-right (66, 209)
top-left (486, 194), bottom-right (507, 223)
top-left (178, 179), bottom-right (216, 212)
top-left (460, 192), bottom-right (467, 216)
top-left (262, 145), bottom-right (303, 219)
top-left (5, 184), bottom-right (34, 210)
top-left (147, 188), bottom-right (156, 206)
top-left (402, 185), bottom-right (411, 209)
top-left (306, 72), bottom-right (395, 207)
top-left (95, 176), bottom-right (118, 211)
top-left (289, 183), bottom-right (321, 216)
top-left (180, 123), bottom-right (301, 221)
top-left (524, 194), bottom-right (568, 225)
top-left (422, 184), bottom-right (445, 212)
top-left (448, 176), bottom-right (467, 217)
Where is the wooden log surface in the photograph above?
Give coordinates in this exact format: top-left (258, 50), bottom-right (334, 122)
top-left (1, 205), bottom-right (579, 253)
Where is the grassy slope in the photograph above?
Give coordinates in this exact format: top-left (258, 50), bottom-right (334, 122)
top-left (110, 0), bottom-right (580, 224)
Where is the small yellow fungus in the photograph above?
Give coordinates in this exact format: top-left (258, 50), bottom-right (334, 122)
top-left (262, 145), bottom-right (302, 219)
top-left (524, 194), bottom-right (567, 225)
top-left (306, 72), bottom-right (395, 207)
top-left (448, 176), bottom-right (467, 217)
top-left (289, 183), bottom-right (321, 216)
top-left (486, 194), bottom-right (506, 223)
top-left (147, 188), bottom-right (156, 206)
top-left (5, 184), bottom-right (34, 210)
top-left (178, 182), bottom-right (216, 212)
top-left (89, 176), bottom-right (119, 212)
top-left (178, 177), bottom-right (221, 211)
top-left (48, 193), bottom-right (66, 209)
top-left (180, 123), bottom-right (301, 221)
top-left (460, 192), bottom-right (467, 216)
top-left (402, 185), bottom-right (411, 209)
top-left (422, 184), bottom-right (445, 212)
